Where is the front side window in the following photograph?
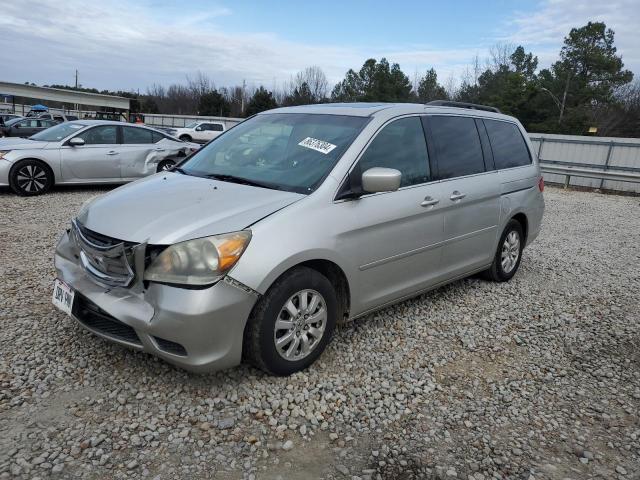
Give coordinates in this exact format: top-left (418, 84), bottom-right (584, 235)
top-left (357, 116), bottom-right (430, 187)
top-left (484, 119), bottom-right (531, 169)
top-left (20, 120), bottom-right (39, 128)
top-left (123, 126), bottom-right (154, 144)
top-left (182, 113), bottom-right (368, 194)
top-left (429, 116), bottom-right (485, 179)
top-left (75, 125), bottom-right (118, 145)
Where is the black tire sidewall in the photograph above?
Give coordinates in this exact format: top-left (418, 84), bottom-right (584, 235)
top-left (179, 135), bottom-right (191, 142)
top-left (253, 268), bottom-right (338, 375)
top-left (493, 220), bottom-right (524, 281)
top-left (157, 160), bottom-right (175, 172)
top-left (9, 159), bottom-right (53, 196)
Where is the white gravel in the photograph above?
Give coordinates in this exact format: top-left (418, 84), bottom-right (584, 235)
top-left (1, 185), bottom-right (639, 480)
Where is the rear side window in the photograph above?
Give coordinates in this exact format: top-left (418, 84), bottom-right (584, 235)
top-left (151, 131), bottom-right (165, 143)
top-left (123, 127), bottom-right (154, 144)
top-left (429, 116), bottom-right (485, 179)
top-left (358, 116), bottom-right (430, 187)
top-left (484, 120), bottom-right (531, 169)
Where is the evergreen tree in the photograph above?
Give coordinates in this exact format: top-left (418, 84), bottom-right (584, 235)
top-left (245, 87), bottom-right (278, 116)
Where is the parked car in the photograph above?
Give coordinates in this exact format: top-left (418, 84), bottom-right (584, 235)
top-left (53, 102), bottom-right (544, 375)
top-left (0, 120), bottom-right (200, 195)
top-left (0, 117), bottom-right (57, 137)
top-left (37, 113), bottom-right (80, 123)
top-left (0, 114), bottom-right (23, 125)
top-left (167, 121), bottom-right (225, 143)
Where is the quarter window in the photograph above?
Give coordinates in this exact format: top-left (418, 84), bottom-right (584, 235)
top-left (76, 126), bottom-right (118, 145)
top-left (429, 116), bottom-right (485, 179)
top-left (358, 117), bottom-right (430, 187)
top-left (484, 119), bottom-right (531, 169)
top-left (122, 127), bottom-right (154, 144)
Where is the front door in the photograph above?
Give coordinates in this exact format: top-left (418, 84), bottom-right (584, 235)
top-left (337, 116), bottom-right (447, 314)
top-left (60, 125), bottom-right (121, 181)
top-left (425, 115), bottom-right (500, 277)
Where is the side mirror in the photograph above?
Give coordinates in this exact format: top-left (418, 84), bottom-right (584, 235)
top-left (69, 137), bottom-right (85, 147)
top-left (14, 124), bottom-right (20, 129)
top-left (361, 167), bottom-right (402, 193)
top-left (195, 126), bottom-right (202, 131)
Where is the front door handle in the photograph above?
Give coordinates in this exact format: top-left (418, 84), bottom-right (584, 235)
top-left (106, 151), bottom-right (119, 156)
top-left (421, 196), bottom-right (440, 207)
top-left (450, 191), bottom-right (466, 201)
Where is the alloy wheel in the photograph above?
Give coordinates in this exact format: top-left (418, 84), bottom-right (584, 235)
top-left (16, 165), bottom-right (47, 193)
top-left (274, 289), bottom-right (327, 361)
top-left (501, 230), bottom-right (520, 273)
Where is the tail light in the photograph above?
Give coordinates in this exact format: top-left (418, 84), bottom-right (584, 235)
top-left (538, 176), bottom-right (544, 192)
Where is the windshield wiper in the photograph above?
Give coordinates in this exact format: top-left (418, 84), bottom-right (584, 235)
top-left (204, 173), bottom-right (280, 190)
top-left (172, 166), bottom-right (189, 175)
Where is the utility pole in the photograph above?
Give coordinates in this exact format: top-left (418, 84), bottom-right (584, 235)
top-left (74, 69), bottom-right (79, 114)
top-left (241, 79), bottom-right (246, 114)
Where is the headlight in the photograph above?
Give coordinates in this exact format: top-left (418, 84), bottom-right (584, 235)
top-left (0, 150), bottom-right (11, 160)
top-left (144, 231), bottom-right (251, 286)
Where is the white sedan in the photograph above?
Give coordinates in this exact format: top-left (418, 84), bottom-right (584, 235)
top-left (0, 120), bottom-right (200, 195)
top-left (166, 121), bottom-right (226, 143)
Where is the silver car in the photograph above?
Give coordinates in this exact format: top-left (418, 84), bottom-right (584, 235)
top-left (0, 120), bottom-right (199, 195)
top-left (53, 102), bottom-right (545, 375)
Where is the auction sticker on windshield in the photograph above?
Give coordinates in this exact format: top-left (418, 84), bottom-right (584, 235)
top-left (298, 137), bottom-right (337, 154)
top-left (52, 278), bottom-right (75, 315)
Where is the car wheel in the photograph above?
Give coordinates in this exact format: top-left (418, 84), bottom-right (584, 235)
top-left (157, 159), bottom-right (175, 172)
top-left (243, 266), bottom-right (338, 375)
top-left (9, 159), bottom-right (53, 196)
top-left (179, 135), bottom-right (192, 142)
top-left (482, 219), bottom-right (524, 282)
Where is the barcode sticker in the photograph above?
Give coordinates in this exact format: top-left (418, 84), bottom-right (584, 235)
top-left (298, 137), bottom-right (337, 155)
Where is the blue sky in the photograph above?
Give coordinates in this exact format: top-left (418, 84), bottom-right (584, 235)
top-left (1, 0), bottom-right (638, 92)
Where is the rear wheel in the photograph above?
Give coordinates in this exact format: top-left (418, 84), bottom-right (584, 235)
top-left (482, 219), bottom-right (524, 282)
top-left (157, 159), bottom-right (175, 172)
top-left (9, 159), bottom-right (53, 196)
top-left (179, 134), bottom-right (192, 142)
top-left (243, 267), bottom-right (338, 375)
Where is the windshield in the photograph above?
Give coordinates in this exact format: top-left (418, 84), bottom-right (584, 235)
top-left (5, 117), bottom-right (23, 126)
top-left (185, 121), bottom-right (198, 129)
top-left (29, 122), bottom-right (86, 141)
top-left (180, 113), bottom-right (368, 194)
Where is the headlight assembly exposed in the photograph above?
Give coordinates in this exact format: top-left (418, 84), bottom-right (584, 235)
top-left (144, 231), bottom-right (251, 286)
top-left (0, 150), bottom-right (11, 160)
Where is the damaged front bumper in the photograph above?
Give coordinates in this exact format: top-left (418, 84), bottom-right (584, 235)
top-left (54, 229), bottom-right (259, 372)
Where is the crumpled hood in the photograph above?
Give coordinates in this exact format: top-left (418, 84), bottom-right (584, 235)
top-left (0, 138), bottom-right (49, 150)
top-left (78, 172), bottom-right (305, 244)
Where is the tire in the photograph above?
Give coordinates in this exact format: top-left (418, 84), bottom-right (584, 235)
top-left (157, 159), bottom-right (175, 172)
top-left (9, 159), bottom-right (53, 196)
top-left (243, 266), bottom-right (338, 376)
top-left (482, 219), bottom-right (524, 282)
top-left (179, 135), bottom-right (192, 142)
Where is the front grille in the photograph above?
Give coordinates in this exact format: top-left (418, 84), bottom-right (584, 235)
top-left (153, 336), bottom-right (187, 356)
top-left (71, 219), bottom-right (137, 287)
top-left (72, 294), bottom-right (141, 346)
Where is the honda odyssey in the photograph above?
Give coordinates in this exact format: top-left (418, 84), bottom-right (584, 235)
top-left (53, 101), bottom-right (545, 375)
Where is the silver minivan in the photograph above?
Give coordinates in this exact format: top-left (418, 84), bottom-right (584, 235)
top-left (53, 102), bottom-right (545, 375)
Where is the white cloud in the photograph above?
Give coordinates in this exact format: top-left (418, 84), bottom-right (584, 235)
top-left (504, 0), bottom-right (640, 73)
top-left (0, 0), bottom-right (637, 94)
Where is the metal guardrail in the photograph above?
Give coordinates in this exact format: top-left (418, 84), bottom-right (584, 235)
top-left (540, 162), bottom-right (640, 188)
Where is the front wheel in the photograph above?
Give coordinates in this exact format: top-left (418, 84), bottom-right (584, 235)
top-left (243, 267), bottom-right (338, 375)
top-left (179, 135), bottom-right (192, 142)
top-left (482, 219), bottom-right (524, 282)
top-left (9, 159), bottom-right (53, 196)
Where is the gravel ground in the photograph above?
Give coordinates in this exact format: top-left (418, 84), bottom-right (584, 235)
top-left (0, 185), bottom-right (638, 480)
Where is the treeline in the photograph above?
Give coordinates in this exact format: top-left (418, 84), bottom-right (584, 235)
top-left (42, 21), bottom-right (639, 137)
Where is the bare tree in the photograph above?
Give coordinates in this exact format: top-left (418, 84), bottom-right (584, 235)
top-left (294, 66), bottom-right (329, 102)
top-left (489, 42), bottom-right (515, 71)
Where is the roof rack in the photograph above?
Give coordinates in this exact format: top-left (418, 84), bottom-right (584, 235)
top-left (426, 100), bottom-right (501, 113)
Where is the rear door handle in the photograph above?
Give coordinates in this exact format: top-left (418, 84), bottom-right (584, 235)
top-left (421, 196), bottom-right (440, 207)
top-left (450, 191), bottom-right (466, 201)
top-left (106, 151), bottom-right (119, 156)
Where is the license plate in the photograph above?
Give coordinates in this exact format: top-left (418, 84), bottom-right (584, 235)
top-left (52, 279), bottom-right (75, 315)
